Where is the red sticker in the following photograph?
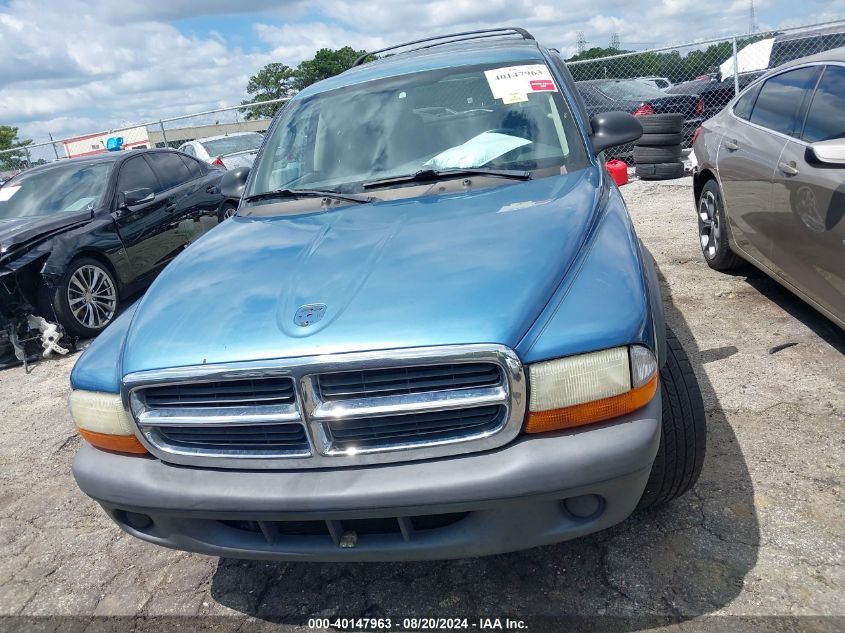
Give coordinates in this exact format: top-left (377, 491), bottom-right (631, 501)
top-left (530, 80), bottom-right (555, 92)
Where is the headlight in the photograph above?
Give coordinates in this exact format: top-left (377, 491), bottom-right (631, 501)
top-left (525, 345), bottom-right (658, 433)
top-left (69, 390), bottom-right (148, 454)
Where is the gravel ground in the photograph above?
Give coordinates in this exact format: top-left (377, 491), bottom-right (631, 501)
top-left (0, 176), bottom-right (843, 632)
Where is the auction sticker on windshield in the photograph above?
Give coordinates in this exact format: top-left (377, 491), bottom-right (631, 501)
top-left (485, 64), bottom-right (558, 104)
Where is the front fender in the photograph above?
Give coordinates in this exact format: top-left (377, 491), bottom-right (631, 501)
top-left (70, 301), bottom-right (140, 393)
top-left (516, 184), bottom-right (655, 364)
top-left (41, 217), bottom-right (129, 285)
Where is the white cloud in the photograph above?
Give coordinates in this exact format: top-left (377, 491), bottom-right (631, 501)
top-left (1, 0), bottom-right (842, 150)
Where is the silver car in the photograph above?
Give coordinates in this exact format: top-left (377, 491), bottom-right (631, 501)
top-left (178, 132), bottom-right (263, 170)
top-left (692, 47), bottom-right (845, 329)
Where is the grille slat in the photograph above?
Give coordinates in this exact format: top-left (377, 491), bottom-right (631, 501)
top-left (145, 378), bottom-right (295, 409)
top-left (319, 363), bottom-right (500, 400)
top-left (157, 423), bottom-right (309, 453)
top-left (327, 405), bottom-right (503, 449)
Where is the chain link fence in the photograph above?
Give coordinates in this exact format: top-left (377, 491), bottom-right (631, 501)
top-left (2, 19), bottom-right (844, 176)
top-left (568, 19), bottom-right (845, 151)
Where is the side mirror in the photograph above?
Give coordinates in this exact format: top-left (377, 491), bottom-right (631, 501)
top-left (120, 187), bottom-right (155, 208)
top-left (590, 111), bottom-right (643, 155)
top-left (220, 167), bottom-right (250, 199)
top-left (806, 138), bottom-right (845, 166)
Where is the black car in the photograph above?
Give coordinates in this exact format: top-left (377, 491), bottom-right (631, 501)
top-left (576, 78), bottom-right (703, 150)
top-left (0, 149), bottom-right (236, 368)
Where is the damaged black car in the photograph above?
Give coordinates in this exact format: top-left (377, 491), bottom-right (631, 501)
top-left (0, 148), bottom-right (235, 369)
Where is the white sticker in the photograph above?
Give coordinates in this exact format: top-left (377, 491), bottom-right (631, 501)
top-left (484, 64), bottom-right (558, 102)
top-left (0, 185), bottom-right (21, 202)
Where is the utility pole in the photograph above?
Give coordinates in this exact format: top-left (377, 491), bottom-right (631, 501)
top-left (748, 0), bottom-right (757, 33)
top-left (610, 32), bottom-right (620, 50)
top-left (576, 31), bottom-right (587, 54)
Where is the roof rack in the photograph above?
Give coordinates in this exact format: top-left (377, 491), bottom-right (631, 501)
top-left (352, 27), bottom-right (536, 67)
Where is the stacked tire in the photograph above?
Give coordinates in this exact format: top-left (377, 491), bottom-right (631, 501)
top-left (634, 114), bottom-right (686, 181)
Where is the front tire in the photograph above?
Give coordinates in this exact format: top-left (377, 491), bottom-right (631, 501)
top-left (698, 179), bottom-right (741, 271)
top-left (218, 202), bottom-right (237, 223)
top-left (637, 329), bottom-right (706, 510)
top-left (51, 257), bottom-right (119, 339)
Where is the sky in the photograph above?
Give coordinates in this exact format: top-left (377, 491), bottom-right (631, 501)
top-left (1, 0), bottom-right (844, 150)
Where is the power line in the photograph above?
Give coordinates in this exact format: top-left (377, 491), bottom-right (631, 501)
top-left (576, 31), bottom-right (587, 54)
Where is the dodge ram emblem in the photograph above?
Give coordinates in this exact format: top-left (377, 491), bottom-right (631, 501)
top-left (294, 303), bottom-right (327, 327)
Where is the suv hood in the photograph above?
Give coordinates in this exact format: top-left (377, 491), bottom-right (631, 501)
top-left (0, 214), bottom-right (88, 259)
top-left (122, 169), bottom-right (602, 374)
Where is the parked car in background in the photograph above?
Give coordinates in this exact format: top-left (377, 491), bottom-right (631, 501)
top-left (0, 149), bottom-right (236, 368)
top-left (671, 24), bottom-right (845, 119)
top-left (178, 132), bottom-right (264, 170)
top-left (70, 27), bottom-right (707, 563)
top-left (576, 78), bottom-right (704, 150)
top-left (637, 76), bottom-right (672, 91)
top-left (692, 48), bottom-right (845, 329)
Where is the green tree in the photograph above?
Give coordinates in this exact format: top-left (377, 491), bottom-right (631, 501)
top-left (240, 63), bottom-right (297, 120)
top-left (0, 125), bottom-right (31, 171)
top-left (241, 47), bottom-right (367, 119)
top-left (292, 46), bottom-right (366, 90)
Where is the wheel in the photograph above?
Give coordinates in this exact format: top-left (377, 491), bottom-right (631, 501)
top-left (634, 145), bottom-right (682, 164)
top-left (697, 179), bottom-right (742, 270)
top-left (637, 328), bottom-right (706, 510)
top-left (51, 257), bottom-right (119, 339)
top-left (218, 202), bottom-right (237, 223)
top-left (637, 113), bottom-right (684, 134)
top-left (635, 162), bottom-right (685, 180)
top-left (638, 132), bottom-right (683, 146)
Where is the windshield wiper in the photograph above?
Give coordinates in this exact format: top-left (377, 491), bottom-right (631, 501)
top-left (363, 168), bottom-right (531, 189)
top-left (243, 188), bottom-right (375, 204)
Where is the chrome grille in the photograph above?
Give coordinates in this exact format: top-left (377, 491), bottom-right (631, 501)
top-left (318, 363), bottom-right (501, 400)
top-left (123, 345), bottom-right (526, 469)
top-left (144, 377), bottom-right (295, 408)
top-left (327, 405), bottom-right (505, 450)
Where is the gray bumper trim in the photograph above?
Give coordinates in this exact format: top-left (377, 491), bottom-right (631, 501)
top-left (73, 396), bottom-right (661, 560)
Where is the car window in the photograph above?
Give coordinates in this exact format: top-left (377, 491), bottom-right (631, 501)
top-left (595, 80), bottom-right (668, 101)
top-left (179, 154), bottom-right (205, 179)
top-left (147, 152), bottom-right (194, 190)
top-left (802, 65), bottom-right (845, 142)
top-left (181, 144), bottom-right (196, 157)
top-left (0, 162), bottom-right (112, 219)
top-left (117, 156), bottom-right (160, 194)
top-left (749, 66), bottom-right (821, 136)
top-left (733, 83), bottom-right (760, 120)
top-left (201, 134), bottom-right (263, 157)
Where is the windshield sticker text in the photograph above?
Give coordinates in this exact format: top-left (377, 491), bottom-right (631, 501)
top-left (484, 64), bottom-right (558, 102)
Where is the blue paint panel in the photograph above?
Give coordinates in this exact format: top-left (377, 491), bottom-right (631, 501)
top-left (517, 186), bottom-right (650, 363)
top-left (70, 302), bottom-right (139, 392)
top-left (119, 169), bottom-right (602, 374)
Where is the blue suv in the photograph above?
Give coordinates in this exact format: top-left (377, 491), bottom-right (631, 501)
top-left (69, 28), bottom-right (706, 561)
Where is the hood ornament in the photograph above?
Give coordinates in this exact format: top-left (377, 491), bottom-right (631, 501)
top-left (294, 303), bottom-right (327, 327)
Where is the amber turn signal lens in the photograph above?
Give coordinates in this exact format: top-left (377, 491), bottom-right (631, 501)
top-left (525, 372), bottom-right (659, 433)
top-left (77, 427), bottom-right (148, 454)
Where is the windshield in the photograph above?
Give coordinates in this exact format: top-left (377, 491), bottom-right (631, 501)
top-left (0, 162), bottom-right (112, 220)
top-left (597, 80), bottom-right (669, 101)
top-left (247, 62), bottom-right (589, 197)
top-left (202, 134), bottom-right (263, 156)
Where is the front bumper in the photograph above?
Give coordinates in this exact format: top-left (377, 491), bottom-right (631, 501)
top-left (73, 394), bottom-right (661, 561)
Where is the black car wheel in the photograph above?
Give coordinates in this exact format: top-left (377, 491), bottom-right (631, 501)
top-left (51, 257), bottom-right (120, 339)
top-left (218, 202), bottom-right (237, 222)
top-left (638, 132), bottom-right (683, 146)
top-left (635, 162), bottom-right (685, 180)
top-left (637, 328), bottom-right (706, 509)
top-left (697, 180), bottom-right (741, 271)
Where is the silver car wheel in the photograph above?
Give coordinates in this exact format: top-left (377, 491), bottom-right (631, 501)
top-left (699, 190), bottom-right (721, 259)
top-left (67, 264), bottom-right (117, 330)
top-left (224, 206), bottom-right (236, 219)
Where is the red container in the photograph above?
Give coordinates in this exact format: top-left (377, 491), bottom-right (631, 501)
top-left (606, 160), bottom-right (628, 187)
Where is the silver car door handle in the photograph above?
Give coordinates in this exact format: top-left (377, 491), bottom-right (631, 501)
top-left (723, 139), bottom-right (739, 151)
top-left (778, 161), bottom-right (799, 176)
